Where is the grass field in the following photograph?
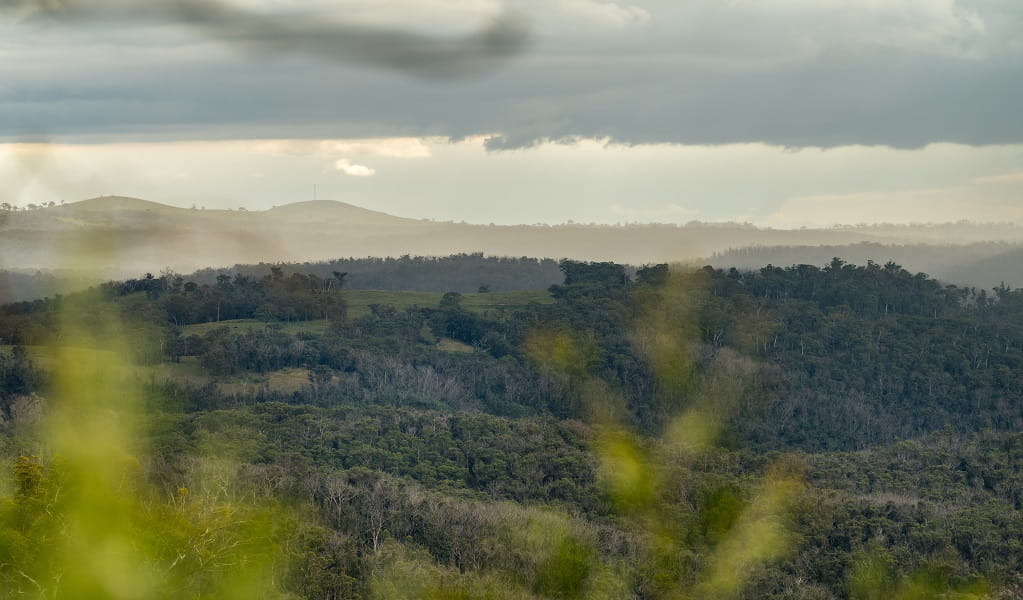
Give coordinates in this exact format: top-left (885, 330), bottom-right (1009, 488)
top-left (1, 343), bottom-right (310, 393)
top-left (182, 319), bottom-right (330, 337)
top-left (346, 289), bottom-right (553, 318)
top-left (216, 367), bottom-right (312, 396)
top-left (180, 289), bottom-right (553, 335)
top-left (0, 345), bottom-right (207, 383)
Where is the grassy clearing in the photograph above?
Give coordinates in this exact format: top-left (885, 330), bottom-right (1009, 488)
top-left (346, 289), bottom-right (552, 318)
top-left (0, 345), bottom-right (117, 371)
top-left (147, 356), bottom-right (207, 380)
top-left (1, 344), bottom-right (311, 393)
top-left (436, 338), bottom-right (475, 353)
top-left (344, 291), bottom-right (444, 319)
top-left (181, 319), bottom-right (331, 337)
top-left (216, 367), bottom-right (311, 396)
top-left (177, 290), bottom-right (553, 331)
top-left (459, 289), bottom-right (553, 312)
top-left (1, 345), bottom-right (208, 384)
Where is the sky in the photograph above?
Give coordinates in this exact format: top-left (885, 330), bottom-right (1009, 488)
top-left (1, 0), bottom-right (1021, 227)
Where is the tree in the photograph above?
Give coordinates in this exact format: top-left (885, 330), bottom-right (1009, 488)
top-left (440, 292), bottom-right (462, 309)
top-left (328, 271), bottom-right (347, 293)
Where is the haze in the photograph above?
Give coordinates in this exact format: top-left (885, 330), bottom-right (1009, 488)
top-left (2, 0), bottom-right (1021, 229)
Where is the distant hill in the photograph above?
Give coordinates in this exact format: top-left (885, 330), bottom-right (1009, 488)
top-left (265, 200), bottom-right (417, 226)
top-left (3, 196), bottom-right (1023, 286)
top-left (64, 195), bottom-right (184, 214)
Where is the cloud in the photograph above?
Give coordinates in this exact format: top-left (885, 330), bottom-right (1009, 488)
top-left (334, 158), bottom-right (376, 176)
top-left (764, 185), bottom-right (1023, 228)
top-left (609, 202), bottom-right (697, 222)
top-left (321, 138), bottom-right (432, 158)
top-left (976, 169), bottom-right (1023, 184)
top-left (556, 0), bottom-right (651, 28)
top-left (720, 0), bottom-right (988, 57)
top-left (0, 0), bottom-right (1020, 148)
top-left (2, 0), bottom-right (530, 79)
top-left (250, 137), bottom-right (433, 159)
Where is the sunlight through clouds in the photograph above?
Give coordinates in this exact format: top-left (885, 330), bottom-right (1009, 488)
top-left (334, 159), bottom-right (377, 177)
top-left (2, 140), bottom-right (1022, 226)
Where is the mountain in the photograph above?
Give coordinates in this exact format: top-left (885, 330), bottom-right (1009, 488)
top-left (3, 196), bottom-right (1023, 285)
top-left (0, 196), bottom-right (420, 275)
top-left (265, 200), bottom-right (418, 226)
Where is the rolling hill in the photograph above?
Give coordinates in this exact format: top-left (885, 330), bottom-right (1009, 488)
top-left (3, 196), bottom-right (1023, 291)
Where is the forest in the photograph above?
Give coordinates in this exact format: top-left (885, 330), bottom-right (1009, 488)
top-left (1, 257), bottom-right (1021, 598)
top-left (0, 255), bottom-right (565, 304)
top-left (709, 243), bottom-right (1023, 291)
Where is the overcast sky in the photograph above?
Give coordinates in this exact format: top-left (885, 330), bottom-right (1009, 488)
top-left (2, 0), bottom-right (1021, 226)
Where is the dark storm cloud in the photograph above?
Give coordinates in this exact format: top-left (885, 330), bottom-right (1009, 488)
top-left (0, 0), bottom-right (1020, 148)
top-left (0, 0), bottom-right (528, 79)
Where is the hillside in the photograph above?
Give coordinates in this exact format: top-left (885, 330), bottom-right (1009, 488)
top-left (3, 260), bottom-right (1023, 598)
top-left (265, 199), bottom-right (418, 226)
top-left (4, 197), bottom-right (1023, 278)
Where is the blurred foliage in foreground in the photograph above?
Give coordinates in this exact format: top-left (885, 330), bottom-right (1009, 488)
top-left (1, 258), bottom-right (1022, 598)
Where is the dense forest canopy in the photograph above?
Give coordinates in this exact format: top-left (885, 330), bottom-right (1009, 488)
top-left (186, 254), bottom-right (566, 294)
top-left (1, 257), bottom-right (1021, 598)
top-left (710, 242), bottom-right (1023, 290)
